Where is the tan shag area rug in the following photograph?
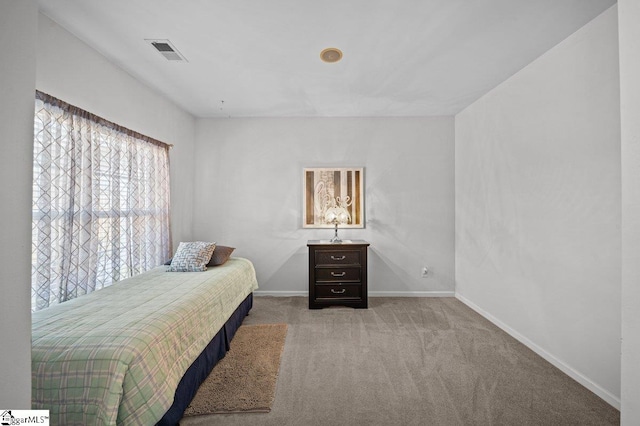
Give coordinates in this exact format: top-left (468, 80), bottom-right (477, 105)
top-left (183, 323), bottom-right (288, 416)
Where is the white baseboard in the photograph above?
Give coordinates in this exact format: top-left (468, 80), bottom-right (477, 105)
top-left (369, 291), bottom-right (455, 297)
top-left (455, 292), bottom-right (621, 410)
top-left (254, 290), bottom-right (455, 297)
top-left (254, 290), bottom-right (307, 297)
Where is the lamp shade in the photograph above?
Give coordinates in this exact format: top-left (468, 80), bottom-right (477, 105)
top-left (324, 207), bottom-right (339, 224)
top-left (336, 207), bottom-right (351, 224)
top-left (324, 206), bottom-right (350, 225)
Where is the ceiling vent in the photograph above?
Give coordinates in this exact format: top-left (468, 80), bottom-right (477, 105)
top-left (146, 39), bottom-right (187, 62)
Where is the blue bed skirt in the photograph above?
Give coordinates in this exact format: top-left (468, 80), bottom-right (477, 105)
top-left (157, 293), bottom-right (254, 425)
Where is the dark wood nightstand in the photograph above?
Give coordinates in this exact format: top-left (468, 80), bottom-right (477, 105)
top-left (307, 240), bottom-right (369, 309)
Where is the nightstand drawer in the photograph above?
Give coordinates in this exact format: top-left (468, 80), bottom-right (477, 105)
top-left (315, 267), bottom-right (361, 282)
top-left (314, 284), bottom-right (362, 299)
top-left (316, 250), bottom-right (361, 266)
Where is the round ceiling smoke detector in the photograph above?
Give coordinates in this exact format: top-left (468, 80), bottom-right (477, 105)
top-left (320, 48), bottom-right (343, 63)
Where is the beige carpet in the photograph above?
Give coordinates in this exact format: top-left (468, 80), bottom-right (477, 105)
top-left (181, 296), bottom-right (619, 426)
top-left (183, 323), bottom-right (287, 416)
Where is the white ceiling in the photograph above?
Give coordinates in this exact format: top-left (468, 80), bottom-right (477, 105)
top-left (38, 0), bottom-right (615, 118)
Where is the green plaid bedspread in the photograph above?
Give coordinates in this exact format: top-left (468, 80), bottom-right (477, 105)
top-left (32, 257), bottom-right (258, 425)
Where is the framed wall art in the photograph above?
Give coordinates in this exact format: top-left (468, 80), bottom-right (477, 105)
top-left (303, 167), bottom-right (364, 228)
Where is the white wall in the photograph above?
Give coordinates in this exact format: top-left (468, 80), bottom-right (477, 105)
top-left (618, 0), bottom-right (640, 423)
top-left (193, 117), bottom-right (454, 295)
top-left (36, 13), bottom-right (196, 245)
top-left (455, 6), bottom-right (620, 407)
top-left (0, 0), bottom-right (37, 408)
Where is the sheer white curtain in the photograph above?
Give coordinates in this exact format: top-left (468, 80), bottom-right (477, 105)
top-left (32, 91), bottom-right (172, 311)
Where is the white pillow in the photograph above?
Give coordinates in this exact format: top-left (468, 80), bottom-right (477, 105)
top-left (166, 241), bottom-right (216, 272)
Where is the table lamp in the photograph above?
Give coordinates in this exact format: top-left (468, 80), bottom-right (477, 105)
top-left (324, 196), bottom-right (351, 243)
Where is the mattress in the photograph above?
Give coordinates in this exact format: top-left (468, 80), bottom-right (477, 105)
top-left (157, 293), bottom-right (253, 425)
top-left (31, 257), bottom-right (259, 425)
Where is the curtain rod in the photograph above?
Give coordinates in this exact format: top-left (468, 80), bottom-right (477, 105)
top-left (35, 90), bottom-right (174, 149)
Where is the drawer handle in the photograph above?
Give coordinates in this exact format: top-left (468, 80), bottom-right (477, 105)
top-left (331, 288), bottom-right (346, 294)
top-left (330, 255), bottom-right (346, 261)
top-left (331, 271), bottom-right (346, 277)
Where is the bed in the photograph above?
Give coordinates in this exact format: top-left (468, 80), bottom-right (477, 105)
top-left (31, 257), bottom-right (259, 425)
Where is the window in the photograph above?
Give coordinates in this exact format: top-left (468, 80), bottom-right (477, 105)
top-left (31, 91), bottom-right (172, 311)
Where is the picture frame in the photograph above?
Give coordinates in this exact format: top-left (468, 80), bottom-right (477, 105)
top-left (303, 167), bottom-right (364, 228)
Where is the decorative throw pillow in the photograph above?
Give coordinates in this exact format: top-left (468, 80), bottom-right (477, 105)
top-left (166, 241), bottom-right (216, 272)
top-left (207, 245), bottom-right (235, 266)
top-left (164, 245), bottom-right (236, 266)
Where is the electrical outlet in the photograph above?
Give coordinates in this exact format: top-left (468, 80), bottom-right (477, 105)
top-left (421, 266), bottom-right (429, 277)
